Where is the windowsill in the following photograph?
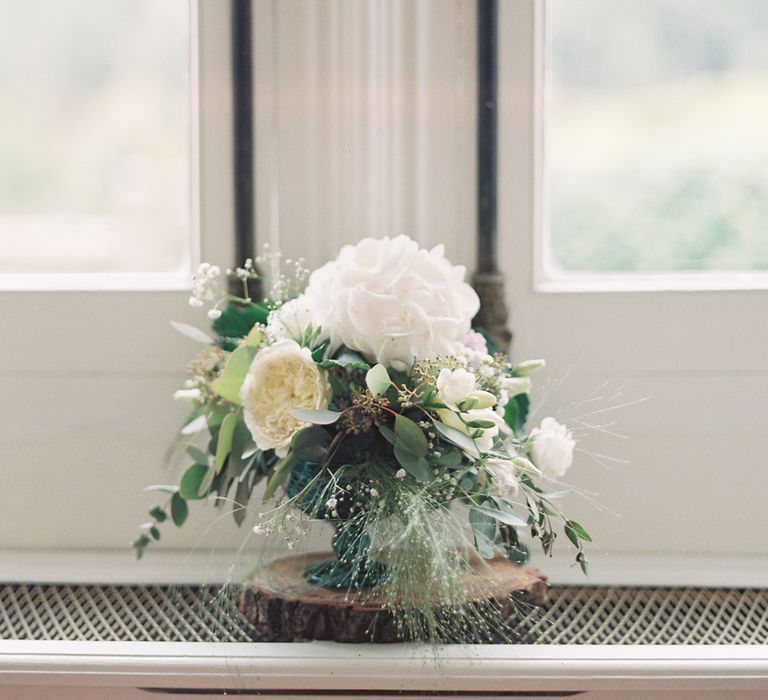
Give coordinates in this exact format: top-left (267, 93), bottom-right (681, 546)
top-left (0, 641), bottom-right (767, 693)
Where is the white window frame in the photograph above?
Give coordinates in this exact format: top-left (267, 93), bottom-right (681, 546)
top-left (499, 0), bottom-right (768, 584)
top-left (0, 1), bottom-right (236, 559)
top-left (0, 0), bottom-right (233, 291)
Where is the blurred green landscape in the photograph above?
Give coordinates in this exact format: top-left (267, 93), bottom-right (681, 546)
top-left (549, 0), bottom-right (768, 272)
top-left (0, 0), bottom-right (189, 274)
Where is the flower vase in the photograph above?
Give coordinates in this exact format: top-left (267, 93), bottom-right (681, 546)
top-left (284, 459), bottom-right (389, 590)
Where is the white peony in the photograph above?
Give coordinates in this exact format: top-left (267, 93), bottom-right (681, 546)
top-left (301, 236), bottom-right (480, 370)
top-left (240, 339), bottom-right (331, 456)
top-left (529, 417), bottom-right (575, 479)
top-left (485, 458), bottom-right (519, 496)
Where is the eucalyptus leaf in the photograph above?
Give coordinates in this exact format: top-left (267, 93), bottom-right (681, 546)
top-left (263, 453), bottom-right (298, 502)
top-left (565, 520), bottom-right (592, 543)
top-left (365, 364), bottom-right (391, 397)
top-left (148, 506), bottom-right (167, 522)
top-left (185, 445), bottom-right (209, 465)
top-left (378, 424), bottom-right (397, 446)
top-left (210, 345), bottom-right (257, 405)
top-left (214, 411), bottom-right (239, 474)
top-left (292, 425), bottom-right (332, 462)
top-left (144, 485), bottom-right (179, 494)
top-left (170, 321), bottom-right (214, 344)
top-left (472, 504), bottom-right (529, 528)
top-left (205, 404), bottom-right (230, 430)
top-left (233, 477), bottom-right (250, 527)
top-left (170, 492), bottom-right (188, 527)
top-left (180, 415), bottom-right (208, 436)
top-left (179, 463), bottom-right (210, 500)
top-left (227, 420), bottom-right (254, 477)
top-left (465, 418), bottom-right (497, 429)
top-left (393, 443), bottom-right (433, 482)
top-left (577, 551), bottom-right (589, 576)
top-left (291, 408), bottom-right (342, 425)
top-left (149, 525), bottom-right (161, 541)
top-left (432, 420), bottom-right (479, 457)
top-left (394, 414), bottom-right (428, 457)
top-left (320, 348), bottom-right (370, 370)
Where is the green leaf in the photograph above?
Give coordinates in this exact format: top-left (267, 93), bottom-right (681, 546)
top-left (291, 408), bottom-right (341, 425)
top-left (214, 412), bottom-right (239, 474)
top-left (185, 445), bottom-right (209, 465)
top-left (244, 325), bottom-right (263, 348)
top-left (394, 414), bottom-right (428, 457)
top-left (179, 463), bottom-right (210, 500)
top-left (210, 345), bottom-right (257, 405)
top-left (432, 420), bottom-right (479, 457)
top-left (263, 453), bottom-right (298, 502)
top-left (180, 415), bottom-right (208, 436)
top-left (365, 364), bottom-right (391, 397)
top-left (170, 493), bottom-right (188, 527)
top-left (472, 504), bottom-right (529, 528)
top-left (565, 520), bottom-right (592, 543)
top-left (233, 476), bottom-right (251, 527)
top-left (212, 304), bottom-right (270, 350)
top-left (148, 506), bottom-right (167, 522)
top-left (149, 525), bottom-right (161, 541)
top-left (205, 404), bottom-right (230, 430)
top-left (144, 485), bottom-right (179, 495)
top-left (465, 418), bottom-right (497, 429)
top-left (514, 394), bottom-right (530, 431)
top-left (565, 523), bottom-right (579, 547)
top-left (170, 321), bottom-right (214, 344)
top-left (434, 449), bottom-right (462, 468)
top-left (320, 348), bottom-right (370, 370)
top-left (577, 551), bottom-right (589, 576)
top-left (226, 420), bottom-right (255, 477)
top-left (378, 424), bottom-right (397, 445)
top-left (292, 426), bottom-right (332, 462)
top-left (393, 443), bottom-right (434, 482)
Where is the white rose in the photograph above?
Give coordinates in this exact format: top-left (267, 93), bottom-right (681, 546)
top-left (529, 417), bottom-right (575, 479)
top-left (485, 458), bottom-right (519, 496)
top-left (266, 296), bottom-right (327, 347)
top-left (436, 368), bottom-right (476, 406)
top-left (240, 339), bottom-right (331, 456)
top-left (301, 236), bottom-right (480, 370)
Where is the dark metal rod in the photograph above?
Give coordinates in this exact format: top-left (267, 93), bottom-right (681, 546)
top-left (231, 0), bottom-right (255, 266)
top-left (477, 0), bottom-right (498, 274)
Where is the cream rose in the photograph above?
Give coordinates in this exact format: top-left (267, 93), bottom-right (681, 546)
top-left (240, 339), bottom-right (330, 456)
top-left (301, 236), bottom-right (480, 370)
top-left (529, 417), bottom-right (575, 479)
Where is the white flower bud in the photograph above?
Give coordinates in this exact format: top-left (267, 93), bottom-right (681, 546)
top-left (207, 308), bottom-right (222, 320)
top-left (514, 358), bottom-right (546, 376)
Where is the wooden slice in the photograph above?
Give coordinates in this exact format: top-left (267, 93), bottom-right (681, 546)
top-left (238, 551), bottom-right (548, 643)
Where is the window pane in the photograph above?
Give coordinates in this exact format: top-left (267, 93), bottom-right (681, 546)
top-left (0, 0), bottom-right (190, 275)
top-left (547, 0), bottom-right (768, 273)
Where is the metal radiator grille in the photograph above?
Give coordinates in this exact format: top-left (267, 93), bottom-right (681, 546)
top-left (1, 584), bottom-right (766, 644)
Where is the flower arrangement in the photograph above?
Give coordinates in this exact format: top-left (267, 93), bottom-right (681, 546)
top-left (135, 236), bottom-right (591, 642)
